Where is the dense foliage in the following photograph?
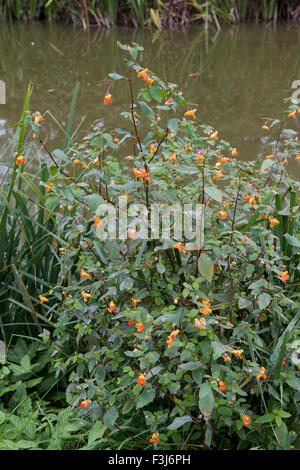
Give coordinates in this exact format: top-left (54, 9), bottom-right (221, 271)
top-left (0, 42), bottom-right (299, 450)
top-left (1, 0), bottom-right (300, 28)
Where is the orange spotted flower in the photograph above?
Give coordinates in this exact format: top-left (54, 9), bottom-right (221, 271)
top-left (214, 170), bottom-right (223, 180)
top-left (224, 353), bottom-right (231, 363)
top-left (149, 432), bottom-right (160, 444)
top-left (184, 109), bottom-right (197, 120)
top-left (173, 243), bottom-right (186, 253)
top-left (166, 329), bottom-right (180, 348)
top-left (218, 210), bottom-right (228, 221)
top-left (93, 216), bottom-right (103, 228)
top-left (279, 270), bottom-right (289, 282)
top-left (108, 301), bottom-right (117, 312)
top-left (131, 298), bottom-right (142, 307)
top-left (218, 381), bottom-right (227, 392)
top-left (46, 183), bottom-right (55, 193)
top-left (80, 269), bottom-right (92, 280)
top-left (34, 112), bottom-right (44, 124)
top-left (248, 195), bottom-right (257, 205)
top-left (128, 318), bottom-right (135, 327)
top-left (256, 367), bottom-right (267, 381)
top-left (136, 322), bottom-right (145, 333)
top-left (80, 399), bottom-right (91, 409)
top-left (137, 373), bottom-right (147, 386)
top-left (210, 130), bottom-right (218, 140)
top-left (242, 415), bottom-right (251, 426)
top-left (150, 144), bottom-right (157, 153)
top-left (288, 110), bottom-right (296, 119)
top-left (231, 148), bottom-right (238, 157)
top-left (39, 295), bottom-right (49, 305)
top-left (261, 124), bottom-right (269, 130)
top-left (229, 349), bottom-right (244, 359)
top-left (16, 155), bottom-right (25, 165)
top-left (265, 154), bottom-right (274, 160)
top-left (269, 216), bottom-right (280, 228)
top-left (192, 317), bottom-right (206, 331)
top-left (104, 93), bottom-right (112, 105)
top-left (82, 291), bottom-right (92, 302)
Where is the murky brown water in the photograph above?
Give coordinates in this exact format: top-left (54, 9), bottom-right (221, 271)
top-left (0, 22), bottom-right (300, 179)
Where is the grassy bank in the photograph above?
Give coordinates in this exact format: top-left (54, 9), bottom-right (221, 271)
top-left (0, 1), bottom-right (300, 29)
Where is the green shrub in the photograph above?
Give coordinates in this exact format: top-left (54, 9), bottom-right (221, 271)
top-left (21, 42), bottom-right (300, 450)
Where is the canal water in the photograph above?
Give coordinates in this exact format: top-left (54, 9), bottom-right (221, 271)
top-left (0, 22), bottom-right (299, 179)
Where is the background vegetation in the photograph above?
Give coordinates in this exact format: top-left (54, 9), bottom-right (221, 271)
top-left (1, 1), bottom-right (300, 29)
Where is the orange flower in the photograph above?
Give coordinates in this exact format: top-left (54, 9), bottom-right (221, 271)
top-left (46, 183), bottom-right (55, 193)
top-left (242, 415), bottom-right (251, 426)
top-left (256, 366), bottom-right (267, 381)
top-left (108, 301), bottom-right (117, 312)
top-left (128, 229), bottom-right (137, 239)
top-left (231, 148), bottom-right (238, 157)
top-left (279, 270), bottom-right (289, 282)
top-left (131, 298), bottom-right (142, 307)
top-left (80, 269), bottom-right (92, 280)
top-left (34, 112), bottom-right (44, 124)
top-left (82, 291), bottom-right (92, 302)
top-left (169, 329), bottom-right (180, 342)
top-left (229, 349), bottom-right (244, 359)
top-left (133, 167), bottom-right (151, 182)
top-left (248, 195), bottom-right (257, 205)
top-left (210, 131), bottom-right (218, 140)
top-left (104, 93), bottom-right (112, 105)
top-left (261, 125), bottom-right (269, 130)
top-left (288, 110), bottom-right (296, 119)
top-left (192, 318), bottom-right (206, 330)
top-left (218, 210), bottom-right (228, 221)
top-left (73, 159), bottom-right (81, 165)
top-left (93, 216), bottom-right (103, 228)
top-left (242, 236), bottom-right (249, 243)
top-left (136, 322), bottom-right (145, 333)
top-left (149, 432), bottom-right (160, 444)
top-left (184, 109), bottom-right (197, 120)
top-left (218, 381), bottom-right (227, 392)
top-left (39, 295), bottom-right (49, 305)
top-left (137, 373), bottom-right (147, 386)
top-left (214, 170), bottom-right (223, 180)
top-left (137, 68), bottom-right (154, 87)
top-left (80, 399), bottom-right (91, 409)
top-left (173, 243), bottom-right (186, 253)
top-left (197, 154), bottom-right (206, 163)
top-left (128, 318), bottom-right (135, 327)
top-left (269, 216), bottom-right (279, 228)
top-left (243, 194), bottom-right (250, 201)
top-left (16, 155), bottom-right (25, 165)
top-left (265, 154), bottom-right (274, 160)
top-left (150, 144), bottom-right (157, 153)
top-left (224, 353), bottom-right (231, 363)
top-left (169, 153), bottom-right (177, 162)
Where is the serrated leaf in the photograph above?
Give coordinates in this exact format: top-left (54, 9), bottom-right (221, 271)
top-left (167, 415), bottom-right (193, 430)
top-left (198, 254), bottom-right (214, 282)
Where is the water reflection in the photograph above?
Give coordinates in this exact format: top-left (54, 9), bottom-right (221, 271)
top-left (0, 22), bottom-right (299, 178)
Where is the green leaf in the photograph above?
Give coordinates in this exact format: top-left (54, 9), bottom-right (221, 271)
top-left (136, 388), bottom-right (156, 408)
top-left (284, 233), bottom-right (300, 248)
top-left (198, 254), bottom-right (214, 282)
top-left (167, 416), bottom-right (193, 430)
top-left (88, 421), bottom-right (105, 445)
top-left (108, 73), bottom-right (125, 81)
top-left (104, 407), bottom-right (118, 430)
top-left (255, 414), bottom-right (274, 424)
top-left (258, 293), bottom-right (271, 310)
top-left (139, 101), bottom-right (155, 120)
top-left (205, 186), bottom-right (223, 203)
top-left (168, 118), bottom-right (179, 136)
top-left (199, 383), bottom-right (214, 416)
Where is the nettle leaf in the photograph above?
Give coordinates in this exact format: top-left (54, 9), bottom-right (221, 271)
top-left (258, 293), bottom-right (271, 310)
top-left (177, 362), bottom-right (203, 371)
top-left (136, 388), bottom-right (156, 408)
top-left (168, 118), bottom-right (179, 136)
top-left (199, 383), bottom-right (214, 416)
top-left (255, 414), bottom-right (274, 424)
top-left (198, 254), bottom-right (214, 282)
top-left (167, 416), bottom-right (193, 430)
top-left (205, 186), bottom-right (223, 203)
top-left (139, 101), bottom-right (155, 120)
top-left (238, 297), bottom-right (253, 310)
